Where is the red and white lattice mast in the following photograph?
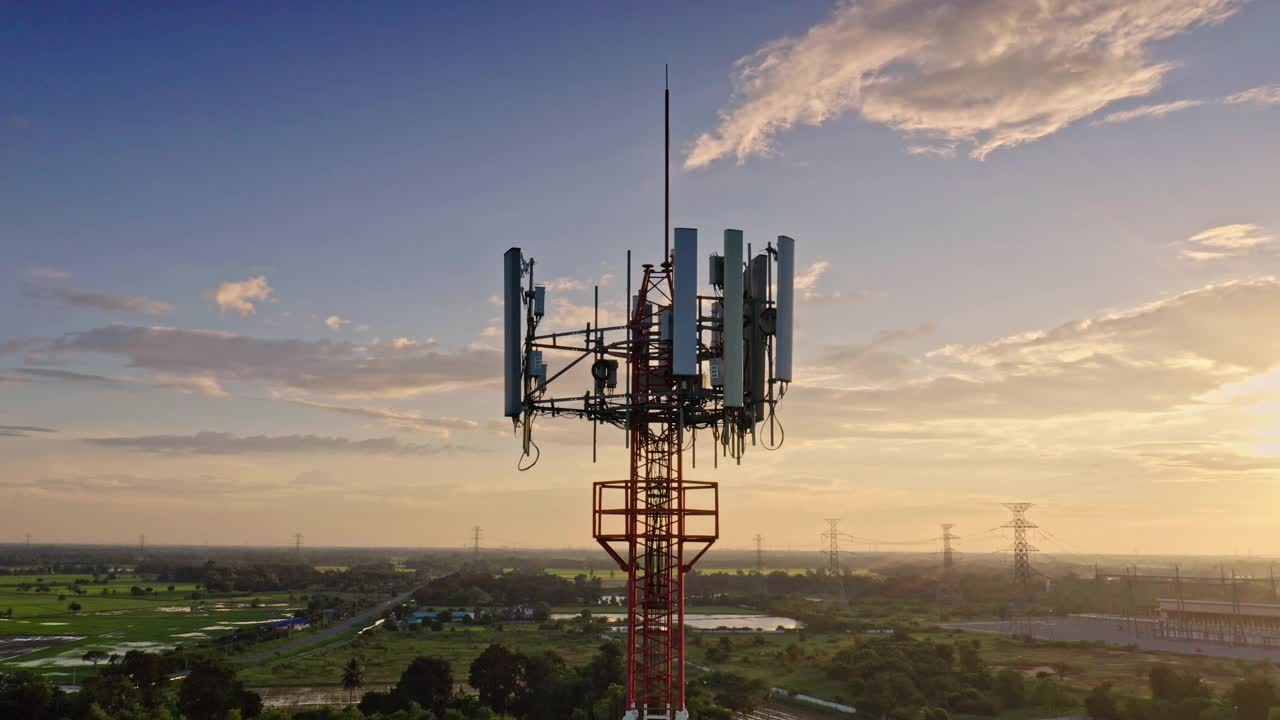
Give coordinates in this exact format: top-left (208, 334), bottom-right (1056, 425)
top-left (502, 72), bottom-right (796, 720)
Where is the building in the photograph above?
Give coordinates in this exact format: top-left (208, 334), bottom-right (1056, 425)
top-left (410, 610), bottom-right (473, 624)
top-left (1153, 598), bottom-right (1280, 647)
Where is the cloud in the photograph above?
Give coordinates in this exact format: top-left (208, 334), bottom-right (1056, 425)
top-left (1127, 441), bottom-right (1280, 474)
top-left (1179, 223), bottom-right (1272, 261)
top-left (325, 315), bottom-right (351, 330)
top-left (24, 283), bottom-right (172, 316)
top-left (154, 375), bottom-right (227, 398)
top-left (544, 277), bottom-right (586, 291)
top-left (0, 425), bottom-right (56, 438)
top-left (820, 322), bottom-right (937, 383)
top-left (40, 325), bottom-right (497, 398)
top-left (794, 260), bottom-right (862, 304)
top-left (287, 398), bottom-right (479, 436)
top-left (83, 431), bottom-right (470, 456)
top-left (17, 367), bottom-right (122, 385)
top-left (685, 0), bottom-right (1240, 167)
top-left (801, 279), bottom-right (1280, 423)
top-left (214, 276), bottom-right (272, 317)
top-left (1223, 85), bottom-right (1280, 106)
top-left (1092, 99), bottom-right (1205, 125)
top-left (0, 374), bottom-right (26, 385)
top-left (28, 266), bottom-right (71, 280)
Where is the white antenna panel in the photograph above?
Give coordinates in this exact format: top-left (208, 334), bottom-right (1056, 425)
top-left (672, 228), bottom-right (698, 376)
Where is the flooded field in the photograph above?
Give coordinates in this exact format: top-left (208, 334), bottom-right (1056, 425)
top-left (0, 635), bottom-right (85, 662)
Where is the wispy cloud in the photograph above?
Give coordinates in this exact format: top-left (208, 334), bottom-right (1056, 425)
top-left (1179, 223), bottom-right (1272, 261)
top-left (794, 260), bottom-right (863, 304)
top-left (83, 431), bottom-right (471, 456)
top-left (35, 325), bottom-right (496, 398)
top-left (24, 283), bottom-right (173, 316)
top-left (820, 322), bottom-right (937, 383)
top-left (0, 425), bottom-right (56, 438)
top-left (17, 367), bottom-right (122, 385)
top-left (154, 375), bottom-right (227, 398)
top-left (686, 0), bottom-right (1240, 167)
top-left (287, 398), bottom-right (479, 436)
top-left (1223, 85), bottom-right (1280, 106)
top-left (214, 276), bottom-right (273, 317)
top-left (324, 315), bottom-right (351, 330)
top-left (27, 266), bottom-right (71, 280)
top-left (1092, 99), bottom-right (1205, 126)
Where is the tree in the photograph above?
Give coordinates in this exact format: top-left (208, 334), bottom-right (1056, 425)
top-left (68, 602), bottom-right (82, 612)
top-left (341, 658), bottom-right (364, 704)
top-left (82, 649), bottom-right (110, 666)
top-left (993, 668), bottom-right (1026, 709)
top-left (1230, 675), bottom-right (1278, 720)
top-left (81, 669), bottom-right (142, 715)
top-left (469, 644), bottom-right (525, 713)
top-left (178, 657), bottom-right (262, 720)
top-left (706, 671), bottom-right (768, 713)
top-left (0, 669), bottom-right (56, 719)
top-left (394, 656), bottom-right (453, 715)
top-left (1085, 683), bottom-right (1122, 720)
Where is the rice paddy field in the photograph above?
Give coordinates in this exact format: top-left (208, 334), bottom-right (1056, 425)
top-left (0, 571), bottom-right (297, 679)
top-left (238, 622), bottom-right (607, 687)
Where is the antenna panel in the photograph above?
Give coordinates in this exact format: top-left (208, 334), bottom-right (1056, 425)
top-left (673, 228), bottom-right (698, 376)
top-left (723, 229), bottom-right (744, 407)
top-left (533, 285), bottom-right (546, 317)
top-left (749, 253), bottom-right (769, 419)
top-left (775, 235), bottom-right (795, 382)
top-left (503, 248), bottom-right (523, 417)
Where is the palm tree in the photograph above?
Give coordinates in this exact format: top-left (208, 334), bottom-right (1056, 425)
top-left (341, 657), bottom-right (364, 704)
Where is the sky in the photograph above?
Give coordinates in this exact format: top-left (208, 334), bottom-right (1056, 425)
top-left (3, 0), bottom-right (1280, 557)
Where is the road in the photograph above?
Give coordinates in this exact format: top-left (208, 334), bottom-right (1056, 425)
top-left (235, 588), bottom-right (417, 665)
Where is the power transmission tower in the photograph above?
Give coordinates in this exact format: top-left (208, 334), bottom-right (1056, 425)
top-left (820, 519), bottom-right (851, 608)
top-left (753, 534), bottom-right (764, 574)
top-left (821, 519), bottom-right (842, 575)
top-left (1002, 503), bottom-right (1039, 594)
top-left (25, 532), bottom-right (31, 551)
top-left (471, 526), bottom-right (482, 564)
top-left (937, 524), bottom-right (962, 606)
top-left (138, 534), bottom-right (146, 560)
top-left (294, 533), bottom-right (303, 558)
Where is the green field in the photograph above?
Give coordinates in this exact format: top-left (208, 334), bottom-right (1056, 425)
top-left (0, 572), bottom-right (297, 678)
top-left (681, 625), bottom-right (1280, 717)
top-left (238, 623), bottom-right (609, 687)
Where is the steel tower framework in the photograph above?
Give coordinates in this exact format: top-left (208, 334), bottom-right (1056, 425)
top-left (821, 519), bottom-right (843, 575)
top-left (505, 74), bottom-right (796, 720)
top-left (592, 262), bottom-right (720, 716)
top-left (1002, 503), bottom-right (1038, 590)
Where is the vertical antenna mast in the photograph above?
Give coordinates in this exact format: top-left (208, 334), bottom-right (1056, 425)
top-left (664, 64), bottom-right (670, 263)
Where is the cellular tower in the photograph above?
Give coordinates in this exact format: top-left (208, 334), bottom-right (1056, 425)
top-left (502, 74), bottom-right (797, 720)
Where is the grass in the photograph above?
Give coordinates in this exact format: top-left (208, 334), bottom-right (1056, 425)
top-left (0, 572), bottom-right (298, 678)
top-left (238, 623), bottom-right (610, 687)
top-left (683, 625), bottom-right (1280, 717)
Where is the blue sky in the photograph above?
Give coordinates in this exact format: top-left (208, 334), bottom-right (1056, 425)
top-left (3, 1), bottom-right (1280, 553)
